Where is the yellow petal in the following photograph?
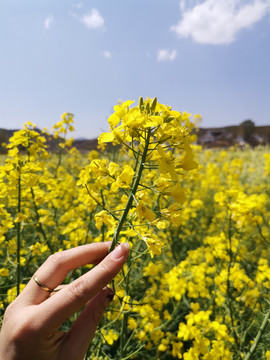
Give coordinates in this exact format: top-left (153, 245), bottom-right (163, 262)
top-left (98, 132), bottom-right (115, 144)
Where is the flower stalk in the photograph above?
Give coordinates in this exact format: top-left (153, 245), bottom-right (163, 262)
top-left (244, 310), bottom-right (270, 360)
top-left (16, 172), bottom-right (21, 296)
top-left (108, 128), bottom-right (152, 253)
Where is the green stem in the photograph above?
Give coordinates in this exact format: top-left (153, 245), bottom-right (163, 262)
top-left (257, 222), bottom-right (270, 244)
top-left (101, 190), bottom-right (105, 242)
top-left (244, 310), bottom-right (270, 360)
top-left (30, 188), bottom-right (54, 253)
top-left (55, 126), bottom-right (68, 176)
top-left (109, 128), bottom-right (151, 253)
top-left (16, 173), bottom-right (21, 296)
top-left (122, 141), bottom-right (140, 156)
top-left (153, 299), bottom-right (183, 332)
top-left (121, 344), bottom-right (146, 360)
top-left (226, 214), bottom-right (239, 350)
top-left (84, 184), bottom-right (120, 222)
top-left (120, 254), bottom-right (131, 358)
top-left (108, 129), bottom-right (151, 358)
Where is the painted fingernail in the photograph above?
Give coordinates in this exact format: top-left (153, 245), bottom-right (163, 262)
top-left (111, 242), bottom-right (130, 260)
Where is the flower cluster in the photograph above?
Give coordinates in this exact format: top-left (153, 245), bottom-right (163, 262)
top-left (78, 97), bottom-right (198, 257)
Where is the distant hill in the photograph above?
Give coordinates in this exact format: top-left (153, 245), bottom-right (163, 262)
top-left (0, 128), bottom-right (18, 141)
top-left (1, 122), bottom-right (270, 152)
top-left (0, 127), bottom-right (99, 153)
top-left (0, 128), bottom-right (18, 152)
top-left (0, 128), bottom-right (59, 152)
top-left (195, 123), bottom-right (270, 147)
top-left (72, 138), bottom-right (98, 151)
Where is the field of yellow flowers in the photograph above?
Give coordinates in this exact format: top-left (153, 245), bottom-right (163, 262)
top-left (1, 98), bottom-right (270, 359)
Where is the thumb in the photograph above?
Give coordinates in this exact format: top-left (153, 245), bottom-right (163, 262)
top-left (61, 288), bottom-right (114, 360)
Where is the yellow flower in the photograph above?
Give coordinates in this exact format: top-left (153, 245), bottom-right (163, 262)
top-left (30, 242), bottom-right (49, 255)
top-left (0, 268), bottom-right (9, 276)
top-left (179, 144), bottom-right (198, 170)
top-left (136, 200), bottom-right (156, 222)
top-left (128, 317), bottom-right (137, 330)
top-left (98, 132), bottom-right (115, 144)
top-left (108, 162), bottom-right (120, 176)
top-left (157, 145), bottom-right (178, 181)
top-left (101, 329), bottom-right (119, 345)
top-left (161, 204), bottom-right (182, 226)
top-left (142, 233), bottom-right (164, 258)
top-left (111, 165), bottom-right (135, 192)
top-left (7, 284), bottom-right (26, 303)
top-left (94, 210), bottom-right (116, 230)
top-left (165, 182), bottom-right (187, 204)
top-left (14, 212), bottom-right (27, 223)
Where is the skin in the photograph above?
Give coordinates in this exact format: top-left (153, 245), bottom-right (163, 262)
top-left (0, 241), bottom-right (130, 360)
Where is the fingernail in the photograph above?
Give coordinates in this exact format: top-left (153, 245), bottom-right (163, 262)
top-left (106, 285), bottom-right (115, 295)
top-left (104, 291), bottom-right (114, 306)
top-left (111, 242), bottom-right (130, 260)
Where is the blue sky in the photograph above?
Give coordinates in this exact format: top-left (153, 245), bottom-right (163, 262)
top-left (1, 0), bottom-right (270, 139)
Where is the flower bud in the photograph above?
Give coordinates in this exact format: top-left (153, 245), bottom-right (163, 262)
top-left (164, 115), bottom-right (175, 123)
top-left (150, 97), bottom-right (157, 112)
top-left (139, 97), bottom-right (144, 111)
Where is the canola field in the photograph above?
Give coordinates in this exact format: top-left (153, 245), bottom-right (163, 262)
top-left (1, 98), bottom-right (270, 359)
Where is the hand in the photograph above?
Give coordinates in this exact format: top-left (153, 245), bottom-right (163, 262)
top-left (0, 241), bottom-right (129, 360)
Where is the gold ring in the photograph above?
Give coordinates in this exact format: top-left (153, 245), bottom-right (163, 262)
top-left (33, 275), bottom-right (59, 293)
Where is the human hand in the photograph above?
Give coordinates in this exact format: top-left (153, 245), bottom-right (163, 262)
top-left (0, 241), bottom-right (129, 360)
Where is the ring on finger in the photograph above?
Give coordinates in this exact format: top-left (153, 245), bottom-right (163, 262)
top-left (33, 275), bottom-right (60, 293)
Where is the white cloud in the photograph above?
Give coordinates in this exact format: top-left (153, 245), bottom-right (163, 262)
top-left (81, 9), bottom-right (104, 29)
top-left (103, 50), bottom-right (111, 58)
top-left (157, 49), bottom-right (177, 62)
top-left (44, 15), bottom-right (54, 30)
top-left (171, 0), bottom-right (270, 45)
